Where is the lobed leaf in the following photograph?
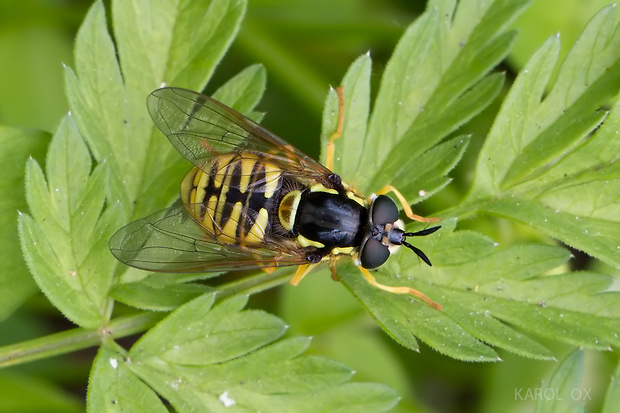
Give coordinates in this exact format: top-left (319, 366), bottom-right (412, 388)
top-left (465, 5), bottom-right (620, 267)
top-left (484, 198), bottom-right (620, 268)
top-left (211, 64), bottom-right (267, 113)
top-left (121, 295), bottom-right (399, 412)
top-left (339, 225), bottom-right (620, 361)
top-left (320, 53), bottom-right (371, 180)
top-left (349, 0), bottom-right (527, 196)
top-left (0, 126), bottom-right (48, 321)
top-left (87, 346), bottom-right (167, 413)
top-left (111, 279), bottom-right (212, 312)
top-left (133, 0), bottom-right (248, 221)
top-left (19, 116), bottom-right (120, 328)
top-left (534, 350), bottom-right (585, 413)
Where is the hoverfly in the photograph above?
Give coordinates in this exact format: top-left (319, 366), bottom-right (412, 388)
top-left (109, 87), bottom-right (442, 309)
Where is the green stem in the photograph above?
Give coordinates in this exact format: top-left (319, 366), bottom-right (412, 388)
top-left (0, 311), bottom-right (163, 368)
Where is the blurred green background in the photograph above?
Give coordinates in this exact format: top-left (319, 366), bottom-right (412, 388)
top-left (0, 0), bottom-right (617, 412)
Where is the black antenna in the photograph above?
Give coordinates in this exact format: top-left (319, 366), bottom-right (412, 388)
top-left (401, 226), bottom-right (441, 266)
top-left (402, 241), bottom-right (432, 266)
top-left (403, 226), bottom-right (441, 237)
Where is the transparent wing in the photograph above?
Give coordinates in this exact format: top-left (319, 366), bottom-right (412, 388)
top-left (147, 87), bottom-right (332, 183)
top-left (109, 205), bottom-right (307, 273)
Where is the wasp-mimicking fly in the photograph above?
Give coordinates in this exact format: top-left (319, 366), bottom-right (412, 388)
top-left (109, 87), bottom-right (442, 309)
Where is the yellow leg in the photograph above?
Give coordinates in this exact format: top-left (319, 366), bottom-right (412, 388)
top-left (358, 266), bottom-right (442, 310)
top-left (325, 86), bottom-right (345, 171)
top-left (289, 263), bottom-right (317, 286)
top-left (262, 267), bottom-right (275, 274)
top-left (376, 185), bottom-right (441, 223)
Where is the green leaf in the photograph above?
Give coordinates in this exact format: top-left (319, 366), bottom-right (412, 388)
top-left (465, 5), bottom-right (620, 267)
top-left (483, 198), bottom-right (620, 268)
top-left (133, 0), bottom-right (248, 220)
top-left (165, 0), bottom-right (247, 88)
top-left (111, 279), bottom-right (212, 312)
top-left (124, 294), bottom-right (399, 411)
top-left (46, 0), bottom-right (260, 323)
top-left (601, 358), bottom-right (620, 413)
top-left (130, 295), bottom-right (285, 365)
top-left (19, 116), bottom-right (120, 328)
top-left (0, 125), bottom-right (48, 321)
top-left (64, 1), bottom-right (131, 211)
top-left (320, 52), bottom-right (371, 179)
top-left (535, 350), bottom-right (586, 413)
top-left (211, 64), bottom-right (267, 113)
top-left (87, 345), bottom-right (167, 413)
top-left (339, 223), bottom-right (620, 361)
top-left (350, 0), bottom-right (526, 195)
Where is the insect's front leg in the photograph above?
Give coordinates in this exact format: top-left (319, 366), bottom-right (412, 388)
top-left (357, 266), bottom-right (442, 310)
top-left (325, 86), bottom-right (345, 171)
top-left (375, 185), bottom-right (441, 223)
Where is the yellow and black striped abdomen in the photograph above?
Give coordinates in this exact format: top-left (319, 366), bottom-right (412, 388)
top-left (181, 153), bottom-right (282, 246)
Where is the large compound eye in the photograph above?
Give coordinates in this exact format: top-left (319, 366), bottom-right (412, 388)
top-left (359, 238), bottom-right (390, 269)
top-left (371, 195), bottom-right (399, 224)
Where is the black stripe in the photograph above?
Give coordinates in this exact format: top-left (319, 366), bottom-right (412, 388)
top-left (218, 161), bottom-right (241, 229)
top-left (241, 163), bottom-right (269, 238)
top-left (201, 160), bottom-right (221, 220)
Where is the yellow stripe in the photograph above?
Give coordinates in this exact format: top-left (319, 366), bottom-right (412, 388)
top-left (331, 246), bottom-right (355, 255)
top-left (264, 162), bottom-right (281, 198)
top-left (278, 190), bottom-right (301, 232)
top-left (214, 154), bottom-right (234, 186)
top-left (245, 208), bottom-right (268, 244)
top-left (180, 167), bottom-right (199, 204)
top-left (192, 167), bottom-right (202, 187)
top-left (220, 202), bottom-right (242, 244)
top-left (209, 195), bottom-right (220, 234)
top-left (215, 162), bottom-right (234, 225)
top-left (195, 170), bottom-right (209, 205)
top-left (346, 190), bottom-right (367, 207)
top-left (297, 234), bottom-right (324, 249)
top-left (310, 183), bottom-right (338, 194)
top-left (239, 158), bottom-right (255, 192)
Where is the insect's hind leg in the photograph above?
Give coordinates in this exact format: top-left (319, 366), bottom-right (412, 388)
top-left (325, 86), bottom-right (345, 171)
top-left (375, 185), bottom-right (441, 223)
top-left (357, 266), bottom-right (442, 310)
